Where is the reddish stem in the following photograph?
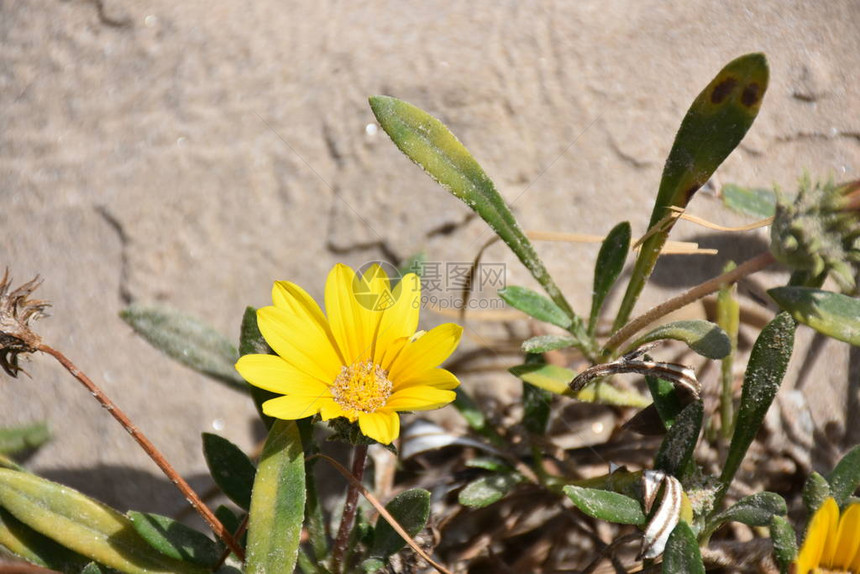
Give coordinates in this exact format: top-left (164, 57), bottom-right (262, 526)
top-left (330, 444), bottom-right (369, 574)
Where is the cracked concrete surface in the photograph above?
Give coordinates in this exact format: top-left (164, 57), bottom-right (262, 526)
top-left (2, 1), bottom-right (859, 513)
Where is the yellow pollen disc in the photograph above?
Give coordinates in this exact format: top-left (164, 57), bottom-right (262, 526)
top-left (331, 360), bottom-right (393, 413)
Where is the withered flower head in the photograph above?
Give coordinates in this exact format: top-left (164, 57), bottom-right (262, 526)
top-left (770, 177), bottom-right (860, 292)
top-left (0, 270), bottom-right (50, 377)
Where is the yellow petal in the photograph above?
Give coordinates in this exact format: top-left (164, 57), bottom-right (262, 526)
top-left (358, 411), bottom-right (400, 445)
top-left (257, 306), bottom-right (343, 382)
top-left (262, 395), bottom-right (325, 420)
top-left (394, 368), bottom-right (460, 392)
top-left (272, 280), bottom-right (345, 364)
top-left (387, 323), bottom-right (463, 382)
top-left (833, 503), bottom-right (860, 569)
top-left (326, 264), bottom-right (371, 363)
top-left (320, 400), bottom-right (347, 421)
top-left (373, 273), bottom-right (421, 363)
top-left (797, 498), bottom-right (838, 573)
top-left (386, 386), bottom-right (456, 411)
top-left (235, 354), bottom-right (330, 395)
top-left (820, 498), bottom-right (842, 567)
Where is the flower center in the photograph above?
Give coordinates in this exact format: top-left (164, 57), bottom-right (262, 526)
top-left (331, 360), bottom-right (392, 413)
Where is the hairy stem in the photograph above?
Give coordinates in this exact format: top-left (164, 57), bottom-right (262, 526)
top-left (37, 344), bottom-right (245, 561)
top-left (602, 251), bottom-right (776, 356)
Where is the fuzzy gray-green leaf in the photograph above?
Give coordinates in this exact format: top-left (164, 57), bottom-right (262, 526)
top-left (459, 473), bottom-right (523, 508)
top-left (662, 522), bottom-right (705, 573)
top-left (498, 286), bottom-right (572, 329)
top-left (202, 433), bottom-right (256, 512)
top-left (0, 422), bottom-right (50, 455)
top-left (370, 489), bottom-right (431, 561)
top-left (655, 401), bottom-right (702, 478)
top-left (245, 420), bottom-right (306, 574)
top-left (0, 507), bottom-right (91, 572)
top-left (708, 492), bottom-right (787, 530)
top-left (563, 486), bottom-right (646, 525)
top-left (628, 320), bottom-right (731, 359)
top-left (827, 444), bottom-right (860, 505)
top-left (769, 287), bottom-right (860, 345)
top-left (521, 334), bottom-right (578, 354)
top-left (721, 312), bottom-right (795, 489)
top-left (721, 183), bottom-right (777, 218)
top-left (128, 511), bottom-right (220, 567)
top-left (121, 304), bottom-right (244, 389)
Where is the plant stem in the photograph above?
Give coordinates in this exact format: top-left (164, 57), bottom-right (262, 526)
top-left (330, 443), bottom-right (369, 574)
top-left (602, 251), bottom-right (776, 356)
top-left (36, 343), bottom-right (245, 561)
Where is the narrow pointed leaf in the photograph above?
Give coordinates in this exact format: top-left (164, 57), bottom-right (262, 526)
top-left (563, 486), bottom-right (646, 525)
top-left (0, 469), bottom-right (207, 574)
top-left (721, 312), bottom-right (795, 489)
top-left (120, 304), bottom-right (244, 389)
top-left (589, 222), bottom-right (631, 336)
top-left (509, 363), bottom-right (651, 406)
top-left (627, 320), bottom-right (731, 359)
top-left (522, 382), bottom-right (552, 434)
top-left (127, 511), bottom-right (220, 567)
top-left (202, 433), bottom-right (256, 511)
top-left (646, 376), bottom-right (685, 430)
top-left (707, 492), bottom-right (787, 532)
top-left (459, 473), bottom-right (523, 508)
top-left (370, 489), bottom-right (431, 561)
top-left (768, 287), bottom-right (860, 345)
top-left (239, 306), bottom-right (278, 429)
top-left (0, 507), bottom-right (91, 572)
top-left (245, 420), bottom-right (306, 574)
top-left (721, 183), bottom-right (776, 219)
top-left (827, 444), bottom-right (860, 505)
top-left (655, 400), bottom-right (702, 477)
top-left (614, 53), bottom-right (769, 331)
top-left (370, 95), bottom-right (581, 329)
top-left (521, 334), bottom-right (577, 354)
top-left (0, 422), bottom-right (50, 455)
top-left (662, 522), bottom-right (705, 573)
top-left (498, 286), bottom-right (572, 329)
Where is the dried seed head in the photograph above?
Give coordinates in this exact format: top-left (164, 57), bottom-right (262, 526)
top-left (0, 270), bottom-right (50, 376)
top-left (770, 177), bottom-right (860, 292)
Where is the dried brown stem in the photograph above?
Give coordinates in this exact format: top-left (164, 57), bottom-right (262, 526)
top-left (603, 250), bottom-right (776, 356)
top-left (36, 343), bottom-right (245, 561)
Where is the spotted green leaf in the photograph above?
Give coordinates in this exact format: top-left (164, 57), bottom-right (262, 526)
top-left (369, 488), bottom-right (431, 563)
top-left (827, 444), bottom-right (860, 506)
top-left (0, 469), bottom-right (207, 574)
top-left (245, 420), bottom-right (306, 574)
top-left (202, 433), bottom-right (256, 512)
top-left (662, 522), bottom-right (705, 573)
top-left (498, 286), bottom-right (572, 329)
top-left (768, 287), bottom-right (860, 345)
top-left (614, 53), bottom-right (769, 331)
top-left (770, 515), bottom-right (798, 572)
top-left (721, 183), bottom-right (776, 219)
top-left (459, 473), bottom-right (523, 508)
top-left (521, 334), bottom-right (578, 354)
top-left (704, 492), bottom-right (787, 541)
top-left (563, 486), bottom-right (646, 525)
top-left (655, 401), bottom-right (702, 478)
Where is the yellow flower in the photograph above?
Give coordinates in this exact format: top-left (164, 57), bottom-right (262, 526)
top-left (794, 497), bottom-right (860, 574)
top-left (235, 264), bottom-right (462, 445)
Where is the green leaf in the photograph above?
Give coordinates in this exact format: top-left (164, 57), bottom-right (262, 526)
top-left (627, 320), bottom-right (731, 359)
top-left (81, 564), bottom-right (107, 574)
top-left (770, 515), bottom-right (798, 573)
top-left (662, 522), bottom-right (705, 573)
top-left (239, 306), bottom-right (278, 429)
top-left (827, 444), bottom-right (860, 505)
top-left (721, 183), bottom-right (776, 219)
top-left (370, 488), bottom-right (430, 562)
top-left (706, 492), bottom-right (787, 538)
top-left (721, 312), bottom-right (795, 490)
top-left (803, 472), bottom-right (832, 514)
top-left (768, 287), bottom-right (860, 345)
top-left (498, 286), bottom-right (572, 329)
top-left (646, 376), bottom-right (685, 430)
top-left (458, 473), bottom-right (523, 508)
top-left (0, 469), bottom-right (207, 574)
top-left (370, 95), bottom-right (583, 335)
top-left (589, 222), bottom-right (631, 336)
top-left (0, 507), bottom-right (91, 572)
top-left (202, 433), bottom-right (256, 512)
top-left (655, 401), bottom-right (702, 478)
top-left (613, 53), bottom-right (769, 331)
top-left (522, 382), bottom-right (552, 435)
top-left (120, 304), bottom-right (244, 390)
top-left (562, 486), bottom-right (646, 525)
top-left (245, 420), bottom-right (306, 574)
top-left (509, 363), bottom-right (651, 407)
top-left (521, 334), bottom-right (578, 354)
top-left (127, 512), bottom-right (220, 567)
top-left (0, 421), bottom-right (50, 455)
